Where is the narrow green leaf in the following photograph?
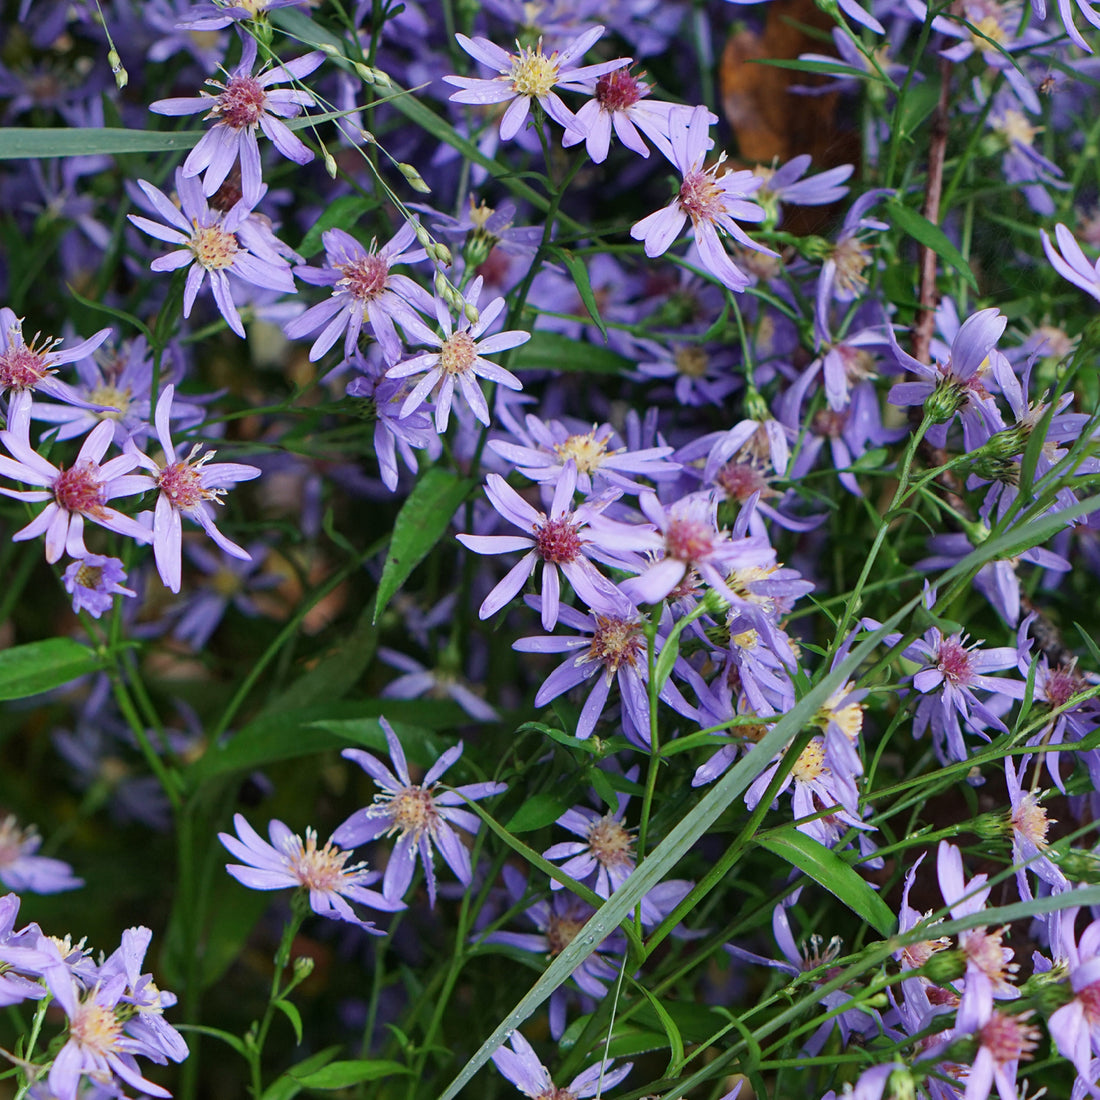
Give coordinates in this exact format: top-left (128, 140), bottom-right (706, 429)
top-left (289, 1059), bottom-right (412, 1088)
top-left (757, 827), bottom-right (897, 937)
top-left (513, 331), bottom-right (632, 375)
top-left (0, 638), bottom-right (105, 700)
top-left (374, 467), bottom-right (474, 623)
top-left (262, 1047), bottom-right (341, 1100)
top-left (888, 202), bottom-right (979, 293)
top-left (752, 57), bottom-right (895, 87)
top-left (176, 1024), bottom-right (248, 1058)
top-left (274, 1000), bottom-right (303, 1045)
top-left (507, 792), bottom-right (573, 833)
top-left (297, 195), bottom-right (379, 257)
top-left (552, 248), bottom-right (609, 341)
top-left (629, 980), bottom-right (684, 1076)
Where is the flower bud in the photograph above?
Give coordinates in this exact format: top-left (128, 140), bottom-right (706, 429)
top-left (924, 378), bottom-right (968, 425)
top-left (919, 945), bottom-right (965, 985)
top-left (354, 61), bottom-right (377, 84)
top-left (108, 48), bottom-right (128, 90)
top-left (293, 955), bottom-right (315, 980)
top-left (463, 302), bottom-right (480, 325)
top-left (398, 162), bottom-right (431, 194)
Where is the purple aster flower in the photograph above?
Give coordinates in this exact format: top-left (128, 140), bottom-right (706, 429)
top-left (888, 306), bottom-right (1007, 438)
top-left (0, 398), bottom-right (150, 563)
top-left (62, 554), bottom-right (136, 619)
top-left (630, 105), bottom-right (773, 292)
top-left (220, 814), bottom-right (402, 931)
top-left (0, 894), bottom-right (53, 1006)
top-left (561, 66), bottom-right (683, 162)
top-left (491, 1030), bottom-right (631, 1100)
top-left (284, 221), bottom-right (434, 362)
top-left (752, 155), bottom-right (854, 224)
top-left (955, 1003), bottom-right (1040, 1100)
top-left (150, 37), bottom-right (324, 206)
top-left (444, 26), bottom-right (630, 141)
top-left (456, 460), bottom-right (640, 630)
top-left (377, 646), bottom-right (499, 722)
top-left (514, 591), bottom-right (698, 741)
top-left (631, 335), bottom-right (740, 407)
top-left (0, 815), bottom-right (82, 893)
top-left (488, 414), bottom-right (679, 494)
top-left (387, 276), bottom-right (528, 432)
top-left (128, 384), bottom-right (260, 594)
top-left (1043, 223), bottom-right (1100, 304)
top-left (543, 788), bottom-right (635, 902)
top-left (128, 172), bottom-right (296, 339)
top-left (1049, 914), bottom-right (1100, 1079)
top-left (0, 307), bottom-right (111, 410)
top-left (1003, 757), bottom-right (1067, 901)
top-left (333, 719), bottom-right (506, 907)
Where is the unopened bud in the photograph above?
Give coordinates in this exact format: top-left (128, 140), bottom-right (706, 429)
top-left (323, 150), bottom-right (338, 179)
top-left (319, 42), bottom-right (342, 57)
top-left (354, 61), bottom-right (376, 84)
top-left (371, 68), bottom-right (392, 88)
top-left (397, 162), bottom-right (431, 194)
top-left (463, 302), bottom-right (480, 325)
top-left (360, 130), bottom-right (377, 145)
top-left (430, 242), bottom-right (453, 267)
top-left (434, 271), bottom-right (450, 299)
top-left (924, 378), bottom-right (967, 425)
top-left (108, 49), bottom-right (128, 90)
top-left (414, 223), bottom-right (434, 250)
top-left (293, 955), bottom-right (315, 980)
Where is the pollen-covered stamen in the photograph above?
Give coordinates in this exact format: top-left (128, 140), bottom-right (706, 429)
top-left (545, 913), bottom-right (586, 956)
top-left (586, 813), bottom-right (634, 871)
top-left (1012, 791), bottom-right (1052, 847)
top-left (384, 785), bottom-right (440, 842)
top-left (831, 237), bottom-right (871, 296)
top-left (1078, 981), bottom-right (1100, 1022)
top-left (534, 1086), bottom-right (576, 1100)
top-left (725, 564), bottom-right (779, 608)
top-left (979, 1010), bottom-right (1040, 1065)
top-left (75, 562), bottom-right (105, 590)
top-left (214, 73), bottom-right (267, 128)
top-left (935, 636), bottom-right (978, 686)
top-left (812, 408), bottom-right (848, 439)
top-left (674, 346), bottom-right (709, 378)
top-left (961, 925), bottom-right (1018, 991)
top-left (714, 458), bottom-right (774, 503)
top-left (535, 516), bottom-right (583, 564)
top-left (678, 167), bottom-right (726, 225)
top-left (439, 331), bottom-right (478, 376)
top-left (1045, 662), bottom-right (1084, 708)
top-left (157, 448), bottom-right (219, 511)
top-left (554, 429), bottom-right (614, 475)
top-left (338, 253), bottom-right (390, 302)
top-left (583, 615), bottom-right (645, 677)
top-left (190, 222), bottom-right (239, 271)
top-left (800, 933), bottom-right (843, 973)
top-left (285, 829), bottom-right (362, 892)
top-left (71, 998), bottom-right (124, 1054)
top-left (0, 332), bottom-right (57, 390)
top-left (815, 683), bottom-right (864, 741)
top-left (792, 737), bottom-right (828, 782)
top-left (89, 383), bottom-right (132, 419)
top-left (664, 514), bottom-right (715, 562)
top-left (509, 41), bottom-right (560, 97)
top-left (595, 69), bottom-right (644, 111)
top-left (54, 462), bottom-right (107, 516)
top-left (900, 921), bottom-right (951, 971)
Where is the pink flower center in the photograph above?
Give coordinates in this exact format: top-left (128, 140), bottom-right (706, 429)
top-left (54, 462), bottom-right (106, 516)
top-left (0, 339), bottom-right (51, 391)
top-left (715, 459), bottom-right (771, 502)
top-left (535, 516), bottom-right (582, 564)
top-left (664, 515), bottom-right (714, 562)
top-left (387, 785), bottom-right (439, 841)
top-left (439, 332), bottom-right (478, 376)
top-left (586, 813), bottom-right (634, 871)
top-left (678, 169), bottom-right (724, 225)
top-left (831, 238), bottom-right (871, 296)
top-left (216, 74), bottom-right (266, 128)
top-left (1012, 791), bottom-right (1051, 847)
top-left (71, 1000), bottom-right (124, 1055)
top-left (585, 615), bottom-right (644, 675)
top-left (157, 455), bottom-right (213, 510)
top-left (961, 926), bottom-right (1017, 991)
top-left (190, 223), bottom-right (239, 271)
top-left (535, 1088), bottom-right (576, 1100)
top-left (595, 69), bottom-right (644, 112)
top-left (287, 831), bottom-right (358, 893)
top-left (339, 254), bottom-right (389, 302)
top-left (978, 1011), bottom-right (1039, 1065)
top-left (812, 409), bottom-right (848, 439)
top-left (935, 637), bottom-right (974, 686)
top-left (1079, 980), bottom-right (1100, 1022)
top-left (1045, 664), bottom-right (1082, 708)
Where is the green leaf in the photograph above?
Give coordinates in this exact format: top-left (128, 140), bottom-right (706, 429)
top-left (629, 980), bottom-right (684, 1075)
top-left (263, 1047), bottom-right (341, 1100)
top-left (184, 705), bottom-right (440, 783)
top-left (0, 638), bottom-right (105, 700)
top-left (297, 195), bottom-right (379, 257)
top-left (274, 1000), bottom-right (303, 1045)
top-left (506, 792), bottom-right (573, 833)
top-left (176, 1024), bottom-right (248, 1059)
top-left (513, 331), bottom-right (632, 375)
top-left (307, 717), bottom-right (450, 769)
top-left (757, 827), bottom-right (897, 937)
top-left (752, 57), bottom-right (895, 88)
top-left (290, 1060), bottom-right (412, 1089)
top-left (374, 467), bottom-right (474, 623)
top-left (888, 202), bottom-right (979, 293)
top-left (551, 248), bottom-right (609, 341)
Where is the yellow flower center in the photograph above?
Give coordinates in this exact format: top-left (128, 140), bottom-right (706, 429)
top-left (190, 222), bottom-right (239, 271)
top-left (439, 331), bottom-right (478, 375)
top-left (509, 43), bottom-right (560, 97)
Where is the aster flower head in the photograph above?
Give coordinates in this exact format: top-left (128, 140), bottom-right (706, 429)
top-left (333, 719), bottom-right (506, 908)
top-left (457, 460), bottom-right (644, 630)
top-left (62, 555), bottom-right (136, 620)
top-left (491, 1029), bottom-right (631, 1100)
top-left (127, 384), bottom-right (260, 594)
top-left (630, 104), bottom-right (774, 292)
top-left (128, 171), bottom-right (297, 339)
top-left (0, 397), bottom-right (150, 564)
top-left (219, 813), bottom-right (402, 931)
top-left (386, 276), bottom-right (528, 432)
top-left (0, 308), bottom-right (112, 411)
top-left (444, 26), bottom-right (630, 141)
top-left (543, 788), bottom-right (639, 902)
top-left (284, 220), bottom-right (434, 362)
top-left (150, 36), bottom-right (324, 206)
